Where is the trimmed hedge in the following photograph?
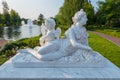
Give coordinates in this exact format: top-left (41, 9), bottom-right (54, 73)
top-left (0, 36), bottom-right (40, 65)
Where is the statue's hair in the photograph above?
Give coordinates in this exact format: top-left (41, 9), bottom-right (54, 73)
top-left (73, 9), bottom-right (86, 22)
top-left (45, 18), bottom-right (56, 30)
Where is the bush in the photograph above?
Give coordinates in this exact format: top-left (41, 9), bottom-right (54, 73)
top-left (0, 55), bottom-right (7, 65)
top-left (0, 36), bottom-right (40, 58)
top-left (86, 25), bottom-right (106, 31)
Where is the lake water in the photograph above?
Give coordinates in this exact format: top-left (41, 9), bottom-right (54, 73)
top-left (2, 25), bottom-right (41, 41)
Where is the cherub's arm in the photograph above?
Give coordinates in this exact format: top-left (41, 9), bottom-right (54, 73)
top-left (41, 23), bottom-right (47, 36)
top-left (39, 34), bottom-right (48, 46)
top-left (55, 28), bottom-right (61, 39)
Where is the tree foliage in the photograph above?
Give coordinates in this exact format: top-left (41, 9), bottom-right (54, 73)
top-left (37, 14), bottom-right (44, 26)
top-left (10, 9), bottom-right (21, 26)
top-left (55, 0), bottom-right (94, 31)
top-left (2, 1), bottom-right (9, 14)
top-left (1, 0), bottom-right (10, 26)
top-left (2, 13), bottom-right (10, 26)
top-left (0, 1), bottom-right (21, 27)
top-left (83, 2), bottom-right (95, 25)
top-left (55, 0), bottom-right (82, 26)
top-left (0, 13), bottom-right (4, 26)
top-left (96, 0), bottom-right (120, 27)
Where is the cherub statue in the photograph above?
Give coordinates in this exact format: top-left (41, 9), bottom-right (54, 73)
top-left (40, 19), bottom-right (61, 46)
top-left (14, 9), bottom-right (104, 67)
top-left (26, 18), bottom-right (61, 59)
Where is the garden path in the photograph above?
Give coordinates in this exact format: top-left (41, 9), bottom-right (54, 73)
top-left (91, 31), bottom-right (120, 47)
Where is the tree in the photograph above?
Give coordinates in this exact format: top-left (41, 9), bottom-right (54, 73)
top-left (96, 0), bottom-right (120, 27)
top-left (2, 0), bottom-right (10, 26)
top-left (55, 0), bottom-right (83, 27)
top-left (0, 13), bottom-right (4, 27)
top-left (37, 14), bottom-right (44, 26)
top-left (55, 0), bottom-right (94, 31)
top-left (10, 9), bottom-right (21, 26)
top-left (0, 13), bottom-right (4, 36)
top-left (1, 1), bottom-right (21, 27)
top-left (83, 2), bottom-right (95, 25)
top-left (2, 13), bottom-right (10, 26)
top-left (2, 1), bottom-right (9, 14)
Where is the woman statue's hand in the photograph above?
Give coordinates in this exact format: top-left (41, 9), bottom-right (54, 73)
top-left (74, 42), bottom-right (92, 51)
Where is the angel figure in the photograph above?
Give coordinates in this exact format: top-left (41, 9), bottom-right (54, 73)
top-left (26, 18), bottom-right (61, 59)
top-left (39, 19), bottom-right (61, 46)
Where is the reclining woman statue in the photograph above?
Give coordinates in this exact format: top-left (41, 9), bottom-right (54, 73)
top-left (25, 9), bottom-right (92, 61)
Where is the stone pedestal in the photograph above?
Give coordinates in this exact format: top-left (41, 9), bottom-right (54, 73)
top-left (12, 52), bottom-right (106, 68)
top-left (0, 54), bottom-right (120, 80)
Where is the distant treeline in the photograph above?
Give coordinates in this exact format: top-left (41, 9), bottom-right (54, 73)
top-left (1, 0), bottom-right (120, 29)
top-left (55, 0), bottom-right (120, 32)
top-left (0, 9), bottom-right (21, 27)
top-left (0, 1), bottom-right (21, 27)
top-left (0, 1), bottom-right (45, 27)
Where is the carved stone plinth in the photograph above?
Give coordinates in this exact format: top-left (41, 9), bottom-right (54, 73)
top-left (12, 50), bottom-right (106, 68)
top-left (0, 54), bottom-right (120, 80)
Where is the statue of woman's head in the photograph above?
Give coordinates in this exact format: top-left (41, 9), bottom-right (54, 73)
top-left (45, 18), bottom-right (56, 30)
top-left (72, 9), bottom-right (88, 25)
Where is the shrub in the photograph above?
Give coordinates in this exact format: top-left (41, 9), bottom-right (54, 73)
top-left (0, 36), bottom-right (40, 58)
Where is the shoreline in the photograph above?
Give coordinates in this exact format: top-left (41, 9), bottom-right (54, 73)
top-left (0, 38), bottom-right (8, 47)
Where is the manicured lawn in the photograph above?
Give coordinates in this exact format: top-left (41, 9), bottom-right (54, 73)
top-left (88, 32), bottom-right (120, 67)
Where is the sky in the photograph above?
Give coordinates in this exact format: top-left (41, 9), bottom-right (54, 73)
top-left (0, 0), bottom-right (100, 20)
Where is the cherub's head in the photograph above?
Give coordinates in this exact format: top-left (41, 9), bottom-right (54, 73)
top-left (45, 18), bottom-right (56, 31)
top-left (72, 9), bottom-right (88, 25)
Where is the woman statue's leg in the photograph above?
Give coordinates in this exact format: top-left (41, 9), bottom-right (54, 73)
top-left (38, 42), bottom-right (60, 55)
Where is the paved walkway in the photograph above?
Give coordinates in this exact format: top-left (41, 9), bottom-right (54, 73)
top-left (91, 31), bottom-right (120, 47)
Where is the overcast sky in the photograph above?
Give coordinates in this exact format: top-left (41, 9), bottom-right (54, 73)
top-left (0, 0), bottom-right (101, 20)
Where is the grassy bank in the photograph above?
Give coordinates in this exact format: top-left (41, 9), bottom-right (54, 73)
top-left (89, 32), bottom-right (120, 67)
top-left (0, 36), bottom-right (40, 65)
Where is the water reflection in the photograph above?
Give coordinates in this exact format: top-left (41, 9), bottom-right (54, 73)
top-left (3, 25), bottom-right (41, 41)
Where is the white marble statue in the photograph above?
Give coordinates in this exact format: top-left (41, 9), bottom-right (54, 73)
top-left (23, 9), bottom-right (93, 61)
top-left (15, 9), bottom-right (104, 67)
top-left (65, 9), bottom-right (91, 50)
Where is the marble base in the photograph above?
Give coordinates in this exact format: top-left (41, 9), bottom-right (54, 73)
top-left (12, 50), bottom-right (106, 68)
top-left (0, 54), bottom-right (120, 80)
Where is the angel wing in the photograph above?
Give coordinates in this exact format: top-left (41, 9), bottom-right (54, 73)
top-left (55, 27), bottom-right (61, 39)
top-left (41, 23), bottom-right (47, 36)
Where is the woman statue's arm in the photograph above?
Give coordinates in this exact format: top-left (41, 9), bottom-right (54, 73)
top-left (69, 29), bottom-right (92, 50)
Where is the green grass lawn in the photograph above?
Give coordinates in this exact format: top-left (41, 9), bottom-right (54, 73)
top-left (89, 32), bottom-right (120, 67)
